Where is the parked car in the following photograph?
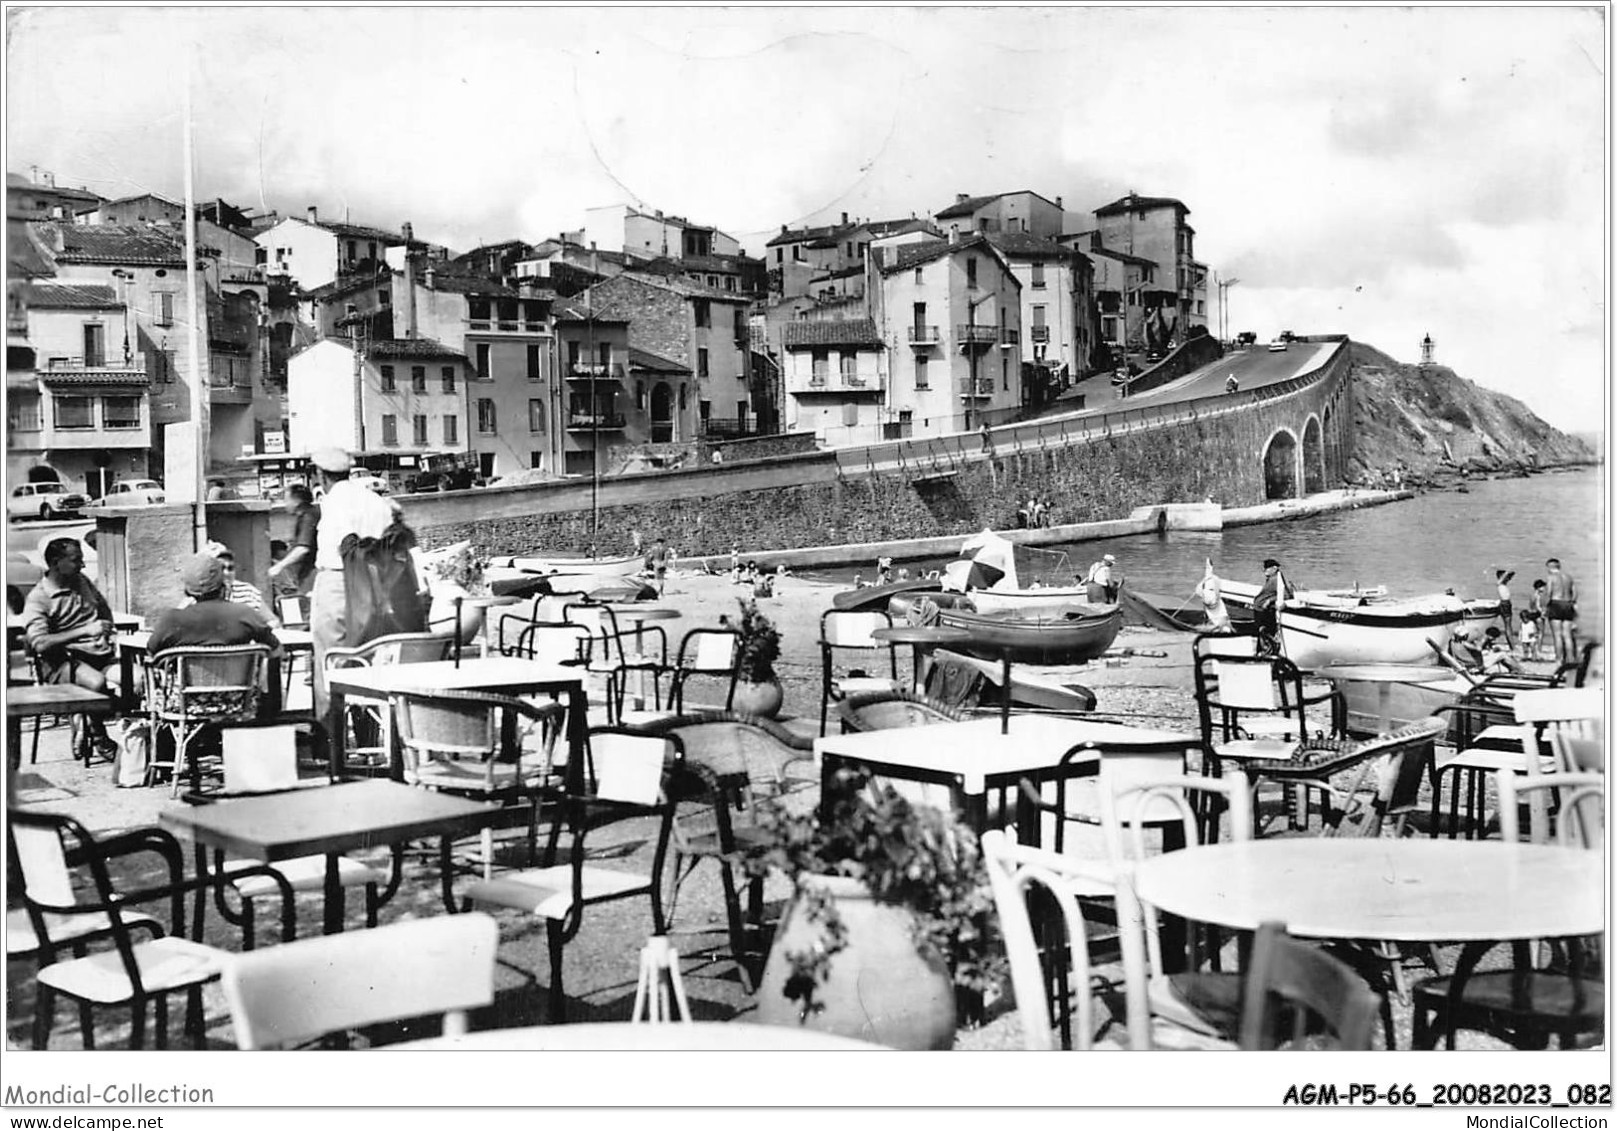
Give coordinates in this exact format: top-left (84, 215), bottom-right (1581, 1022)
top-left (89, 479), bottom-right (166, 508)
top-left (1267, 338), bottom-right (1289, 352)
top-left (7, 482), bottom-right (89, 521)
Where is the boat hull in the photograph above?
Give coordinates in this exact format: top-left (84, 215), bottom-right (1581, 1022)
top-left (890, 592), bottom-right (1122, 665)
top-left (967, 586), bottom-right (1095, 615)
top-left (494, 554), bottom-right (644, 579)
top-left (831, 579), bottom-right (944, 613)
top-left (1218, 580), bottom-right (1465, 670)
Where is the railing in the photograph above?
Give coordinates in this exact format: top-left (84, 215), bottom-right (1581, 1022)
top-left (568, 362), bottom-right (625, 380)
top-left (1030, 325), bottom-right (1051, 343)
top-left (957, 325), bottom-right (998, 345)
top-left (999, 328), bottom-right (1019, 347)
top-left (566, 412), bottom-right (626, 430)
top-left (907, 325), bottom-right (940, 345)
top-left (700, 417), bottom-right (764, 439)
top-left (959, 377), bottom-right (995, 398)
top-left (793, 373), bottom-right (885, 395)
top-left (40, 356), bottom-right (147, 375)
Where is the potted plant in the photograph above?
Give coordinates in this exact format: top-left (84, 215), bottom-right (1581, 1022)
top-left (423, 541), bottom-right (489, 643)
top-left (739, 767), bottom-right (1003, 1049)
top-left (730, 597), bottom-right (784, 718)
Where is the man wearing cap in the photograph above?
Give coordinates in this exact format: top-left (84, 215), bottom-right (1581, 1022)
top-left (1083, 553), bottom-right (1118, 603)
top-left (147, 553), bottom-right (281, 655)
top-left (1252, 558), bottom-right (1292, 656)
top-left (307, 447), bottom-right (394, 720)
top-left (188, 541), bottom-right (277, 624)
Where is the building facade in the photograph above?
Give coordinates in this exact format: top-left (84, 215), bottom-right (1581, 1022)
top-left (253, 207), bottom-right (405, 292)
top-left (1091, 192), bottom-right (1199, 350)
top-left (933, 190), bottom-right (1067, 240)
top-left (286, 336), bottom-right (471, 464)
top-left (781, 319), bottom-right (887, 447)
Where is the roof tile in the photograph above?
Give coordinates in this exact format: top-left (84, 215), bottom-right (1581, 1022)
top-left (782, 318), bottom-right (883, 348)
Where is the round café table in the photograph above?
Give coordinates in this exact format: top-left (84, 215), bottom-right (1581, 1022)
top-left (609, 605), bottom-right (682, 709)
top-left (1319, 663), bottom-right (1452, 735)
top-left (873, 625), bottom-right (972, 693)
top-left (387, 1020), bottom-right (887, 1051)
top-left (1133, 838), bottom-right (1603, 943)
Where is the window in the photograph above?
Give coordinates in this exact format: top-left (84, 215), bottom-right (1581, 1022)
top-left (733, 308), bottom-right (747, 346)
top-left (528, 399), bottom-right (546, 432)
top-left (468, 297), bottom-right (491, 324)
top-left (914, 353), bottom-right (929, 389)
top-left (441, 366), bottom-right (456, 393)
top-left (413, 414), bottom-right (428, 445)
top-left (598, 342), bottom-right (612, 368)
top-left (693, 299), bottom-right (711, 328)
top-left (381, 414), bottom-right (398, 446)
top-left (83, 324), bottom-right (106, 367)
top-left (443, 414), bottom-right (458, 444)
top-left (378, 289), bottom-right (391, 306)
top-left (565, 451), bottom-right (594, 476)
top-left (411, 365), bottom-right (427, 393)
top-left (725, 277), bottom-right (736, 292)
top-left (54, 395), bottom-right (93, 429)
top-left (913, 266), bottom-right (923, 284)
top-left (156, 293), bottom-right (174, 327)
top-left (522, 300), bottom-right (544, 326)
top-left (347, 239), bottom-right (358, 262)
top-left (845, 242), bottom-right (853, 258)
top-left (530, 451), bottom-right (544, 469)
top-left (1031, 262), bottom-right (1046, 289)
top-left (526, 344), bottom-right (541, 381)
top-left (497, 299), bottom-right (518, 328)
top-left (102, 396), bottom-right (140, 429)
top-left (792, 246), bottom-right (804, 262)
top-left (636, 381), bottom-right (645, 410)
top-left (775, 248), bottom-right (783, 265)
top-left (697, 347), bottom-right (709, 378)
top-left (477, 398), bottom-right (497, 433)
top-left (839, 352), bottom-right (857, 383)
top-left (841, 402), bottom-right (858, 427)
top-left (1002, 357), bottom-right (1009, 390)
top-left (1033, 304), bottom-right (1047, 328)
top-left (966, 258), bottom-right (978, 289)
top-left (367, 241), bottom-right (377, 262)
top-left (810, 349), bottom-right (828, 385)
top-left (380, 365), bottom-right (396, 392)
top-left (679, 385), bottom-right (688, 411)
top-left (475, 343), bottom-right (491, 380)
top-left (9, 393), bottom-right (40, 431)
top-left (737, 401), bottom-right (749, 429)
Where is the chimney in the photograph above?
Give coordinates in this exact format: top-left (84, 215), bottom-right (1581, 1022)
top-left (948, 227), bottom-right (959, 245)
top-left (780, 224), bottom-right (788, 234)
top-left (1056, 196), bottom-right (1063, 210)
top-left (424, 265), bottom-right (435, 290)
top-left (307, 205), bottom-right (319, 224)
top-left (401, 221), bottom-right (414, 242)
top-left (590, 241), bottom-right (599, 277)
top-left (841, 211), bottom-right (849, 225)
top-left (44, 171), bottom-right (56, 188)
top-left (403, 228), bottom-right (419, 340)
top-left (955, 193), bottom-right (969, 204)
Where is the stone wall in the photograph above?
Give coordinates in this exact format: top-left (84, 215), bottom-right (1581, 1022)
top-left (413, 344), bottom-right (1352, 563)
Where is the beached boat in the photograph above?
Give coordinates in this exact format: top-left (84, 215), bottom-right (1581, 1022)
top-left (889, 591), bottom-right (1122, 665)
top-left (493, 553), bottom-right (644, 579)
top-left (831, 578), bottom-right (944, 613)
top-left (941, 530), bottom-right (1098, 615)
top-left (931, 648), bottom-right (1098, 713)
top-left (1216, 578), bottom-right (1466, 670)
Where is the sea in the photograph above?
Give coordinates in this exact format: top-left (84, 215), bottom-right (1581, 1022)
top-left (812, 467), bottom-right (1608, 633)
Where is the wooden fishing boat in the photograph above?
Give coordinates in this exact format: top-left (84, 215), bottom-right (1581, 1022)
top-left (890, 592), bottom-right (1122, 665)
top-left (493, 553), bottom-right (645, 579)
top-left (831, 578), bottom-right (943, 612)
top-left (1217, 579), bottom-right (1466, 670)
top-left (1118, 588), bottom-right (1212, 632)
top-left (931, 648), bottom-right (1098, 713)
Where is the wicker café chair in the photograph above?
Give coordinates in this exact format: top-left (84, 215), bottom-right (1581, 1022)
top-left (146, 644), bottom-right (270, 797)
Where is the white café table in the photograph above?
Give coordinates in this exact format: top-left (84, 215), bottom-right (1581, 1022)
top-left (388, 1021), bottom-right (887, 1051)
top-left (1133, 838), bottom-right (1603, 943)
top-left (325, 657), bottom-right (588, 779)
top-left (815, 714), bottom-right (1194, 844)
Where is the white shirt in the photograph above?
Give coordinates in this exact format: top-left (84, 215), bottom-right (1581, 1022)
top-left (314, 479), bottom-right (395, 571)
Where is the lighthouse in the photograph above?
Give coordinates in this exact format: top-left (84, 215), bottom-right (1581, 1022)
top-left (1420, 332), bottom-right (1435, 367)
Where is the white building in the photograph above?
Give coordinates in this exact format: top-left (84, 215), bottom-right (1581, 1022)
top-left (780, 319), bottom-right (887, 447)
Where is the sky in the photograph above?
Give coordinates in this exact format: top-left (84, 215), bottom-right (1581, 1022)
top-left (5, 4), bottom-right (1608, 433)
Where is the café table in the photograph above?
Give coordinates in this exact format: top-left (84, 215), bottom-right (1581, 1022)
top-left (608, 605), bottom-right (681, 709)
top-left (324, 657), bottom-right (588, 781)
top-left (388, 1020), bottom-right (887, 1051)
top-left (116, 628), bottom-right (314, 718)
top-left (872, 625), bottom-right (972, 693)
top-left (6, 684), bottom-right (113, 803)
top-left (1134, 838), bottom-right (1603, 943)
top-left (815, 714), bottom-right (1193, 845)
top-left (161, 779), bottom-right (501, 936)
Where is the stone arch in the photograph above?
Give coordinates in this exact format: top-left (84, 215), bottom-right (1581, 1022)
top-left (1262, 428), bottom-right (1300, 500)
top-left (1301, 413), bottom-right (1326, 495)
top-left (650, 382), bottom-right (674, 443)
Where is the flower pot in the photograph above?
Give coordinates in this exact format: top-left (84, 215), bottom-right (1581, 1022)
top-left (732, 677), bottom-right (784, 719)
top-left (428, 584), bottom-right (487, 645)
top-left (756, 875), bottom-right (957, 1050)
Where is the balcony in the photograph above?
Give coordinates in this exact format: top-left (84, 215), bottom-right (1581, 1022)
top-left (907, 325), bottom-right (940, 347)
top-left (957, 325), bottom-right (998, 348)
top-left (999, 328), bottom-right (1019, 349)
top-left (1030, 325), bottom-right (1051, 343)
top-left (467, 319), bottom-right (549, 335)
top-left (37, 356), bottom-right (149, 386)
top-left (566, 412), bottom-right (626, 431)
top-left (567, 362), bottom-right (626, 381)
top-left (959, 377), bottom-right (995, 399)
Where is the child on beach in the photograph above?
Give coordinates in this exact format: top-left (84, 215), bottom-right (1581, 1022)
top-left (1519, 607), bottom-right (1543, 661)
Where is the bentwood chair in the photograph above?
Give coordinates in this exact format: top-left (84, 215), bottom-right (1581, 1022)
top-left (322, 631), bottom-right (464, 770)
top-left (1411, 772), bottom-right (1605, 1051)
top-left (146, 644), bottom-right (270, 797)
top-left (817, 609), bottom-right (901, 735)
top-left (459, 728), bottom-right (684, 1023)
top-left (564, 603), bottom-right (665, 725)
top-left (221, 912), bottom-right (500, 1049)
top-left (1239, 922), bottom-right (1382, 1050)
top-left (9, 809), bottom-right (293, 1049)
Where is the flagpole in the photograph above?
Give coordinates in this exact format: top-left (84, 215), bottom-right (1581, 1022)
top-left (182, 53), bottom-right (208, 550)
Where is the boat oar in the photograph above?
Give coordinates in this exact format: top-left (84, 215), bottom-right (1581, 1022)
top-left (1428, 636), bottom-right (1484, 688)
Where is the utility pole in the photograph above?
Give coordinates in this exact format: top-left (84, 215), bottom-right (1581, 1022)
top-left (1217, 275), bottom-right (1240, 345)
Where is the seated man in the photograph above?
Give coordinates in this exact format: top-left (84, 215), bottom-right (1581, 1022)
top-left (148, 552), bottom-right (281, 655)
top-left (187, 541), bottom-right (279, 626)
top-left (22, 537), bottom-right (120, 758)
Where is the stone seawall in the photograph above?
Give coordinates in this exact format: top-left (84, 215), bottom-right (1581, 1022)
top-left (413, 344), bottom-right (1353, 561)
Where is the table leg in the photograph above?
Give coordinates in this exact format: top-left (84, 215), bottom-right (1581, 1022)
top-left (328, 686), bottom-right (348, 777)
top-left (264, 656), bottom-right (284, 718)
top-left (323, 853), bottom-right (345, 935)
top-left (118, 647), bottom-right (137, 714)
top-left (7, 714), bottom-right (22, 809)
top-left (190, 846), bottom-right (212, 942)
top-left (565, 686), bottom-right (589, 793)
top-left (439, 836), bottom-right (459, 914)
